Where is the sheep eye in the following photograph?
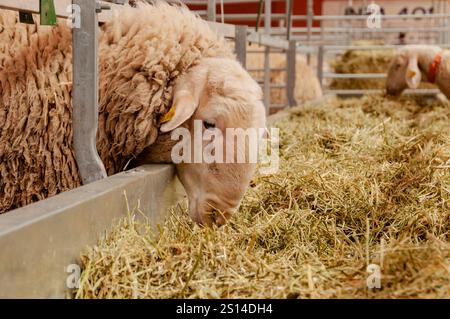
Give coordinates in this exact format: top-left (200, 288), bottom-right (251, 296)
top-left (203, 120), bottom-right (215, 130)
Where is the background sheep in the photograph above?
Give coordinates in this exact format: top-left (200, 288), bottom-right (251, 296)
top-left (271, 54), bottom-right (323, 106)
top-left (246, 46), bottom-right (322, 109)
top-left (0, 3), bottom-right (266, 226)
top-left (386, 45), bottom-right (450, 99)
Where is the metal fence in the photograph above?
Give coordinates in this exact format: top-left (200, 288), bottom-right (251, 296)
top-left (182, 0), bottom-right (450, 97)
top-left (166, 0), bottom-right (298, 112)
top-left (0, 0), bottom-right (295, 184)
top-left (314, 43), bottom-right (450, 96)
top-left (184, 0), bottom-right (450, 46)
top-left (2, 0), bottom-right (449, 183)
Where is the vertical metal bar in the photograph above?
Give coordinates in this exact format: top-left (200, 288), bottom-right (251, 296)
top-left (207, 0), bottom-right (216, 22)
top-left (235, 25), bottom-right (247, 68)
top-left (286, 40), bottom-right (297, 107)
top-left (263, 0), bottom-right (272, 114)
top-left (444, 0), bottom-right (449, 45)
top-left (442, 0), bottom-right (446, 44)
top-left (306, 0), bottom-right (313, 64)
top-left (72, 0), bottom-right (107, 184)
top-left (438, 1), bottom-right (444, 43)
top-left (317, 45), bottom-right (324, 88)
top-left (447, 2), bottom-right (450, 45)
top-left (285, 0), bottom-right (293, 40)
top-left (320, 18), bottom-right (324, 44)
top-left (346, 16), bottom-right (351, 46)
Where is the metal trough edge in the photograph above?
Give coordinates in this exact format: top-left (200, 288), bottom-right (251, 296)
top-left (0, 164), bottom-right (185, 298)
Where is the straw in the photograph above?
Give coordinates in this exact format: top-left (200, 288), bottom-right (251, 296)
top-left (76, 94), bottom-right (450, 298)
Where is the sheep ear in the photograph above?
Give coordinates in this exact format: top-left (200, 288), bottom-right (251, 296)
top-left (160, 92), bottom-right (197, 132)
top-left (160, 66), bottom-right (208, 133)
top-left (405, 55), bottom-right (421, 89)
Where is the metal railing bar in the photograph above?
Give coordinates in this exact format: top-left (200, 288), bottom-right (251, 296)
top-left (323, 73), bottom-right (387, 79)
top-left (313, 13), bottom-right (450, 21)
top-left (321, 44), bottom-right (450, 52)
top-left (325, 89), bottom-right (441, 95)
top-left (272, 27), bottom-right (449, 33)
top-left (248, 67), bottom-right (286, 72)
top-left (205, 13), bottom-right (450, 22)
top-left (248, 32), bottom-right (290, 50)
top-left (0, 0), bottom-right (113, 22)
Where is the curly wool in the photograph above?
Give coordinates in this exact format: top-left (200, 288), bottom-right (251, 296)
top-left (0, 3), bottom-right (233, 213)
top-left (0, 11), bottom-right (40, 67)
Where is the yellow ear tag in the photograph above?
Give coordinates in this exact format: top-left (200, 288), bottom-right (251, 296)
top-left (407, 70), bottom-right (416, 78)
top-left (160, 106), bottom-right (175, 124)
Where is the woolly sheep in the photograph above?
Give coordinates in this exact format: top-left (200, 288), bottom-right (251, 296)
top-left (386, 45), bottom-right (450, 99)
top-left (271, 54), bottom-right (323, 106)
top-left (246, 46), bottom-right (322, 108)
top-left (0, 3), bottom-right (266, 226)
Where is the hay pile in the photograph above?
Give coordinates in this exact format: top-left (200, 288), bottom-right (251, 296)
top-left (329, 49), bottom-right (395, 90)
top-left (329, 49), bottom-right (437, 90)
top-left (76, 95), bottom-right (450, 299)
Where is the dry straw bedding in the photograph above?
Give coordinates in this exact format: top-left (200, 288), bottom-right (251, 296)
top-left (76, 95), bottom-right (450, 299)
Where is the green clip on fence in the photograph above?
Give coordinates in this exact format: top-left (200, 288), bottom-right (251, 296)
top-left (40, 0), bottom-right (57, 25)
top-left (18, 0), bottom-right (57, 25)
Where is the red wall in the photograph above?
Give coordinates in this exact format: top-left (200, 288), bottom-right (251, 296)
top-left (189, 0), bottom-right (324, 27)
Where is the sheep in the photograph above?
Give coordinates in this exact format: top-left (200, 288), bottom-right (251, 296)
top-left (0, 3), bottom-right (266, 226)
top-left (271, 54), bottom-right (323, 106)
top-left (386, 45), bottom-right (450, 99)
top-left (246, 46), bottom-right (322, 109)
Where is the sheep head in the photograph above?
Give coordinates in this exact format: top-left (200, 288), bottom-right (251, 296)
top-left (137, 57), bottom-right (266, 226)
top-left (386, 48), bottom-right (422, 96)
top-left (386, 45), bottom-right (443, 96)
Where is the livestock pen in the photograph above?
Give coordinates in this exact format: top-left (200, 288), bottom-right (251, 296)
top-left (0, 0), bottom-right (296, 297)
top-left (0, 0), bottom-right (449, 300)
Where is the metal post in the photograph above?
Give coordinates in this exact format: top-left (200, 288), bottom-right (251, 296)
top-left (444, 0), bottom-right (449, 45)
top-left (72, 0), bottom-right (107, 184)
top-left (263, 0), bottom-right (272, 113)
top-left (320, 16), bottom-right (324, 44)
top-left (285, 0), bottom-right (293, 40)
top-left (317, 45), bottom-right (324, 88)
top-left (235, 25), bottom-right (247, 68)
top-left (447, 2), bottom-right (450, 45)
top-left (207, 0), bottom-right (216, 22)
top-left (286, 40), bottom-right (297, 107)
top-left (306, 0), bottom-right (313, 64)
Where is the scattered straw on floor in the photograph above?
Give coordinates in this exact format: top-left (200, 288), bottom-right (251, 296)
top-left (76, 95), bottom-right (450, 299)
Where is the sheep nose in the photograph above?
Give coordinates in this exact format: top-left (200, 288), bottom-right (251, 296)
top-left (213, 210), bottom-right (232, 226)
top-left (189, 197), bottom-right (237, 226)
top-left (197, 209), bottom-right (232, 227)
top-left (189, 202), bottom-right (234, 226)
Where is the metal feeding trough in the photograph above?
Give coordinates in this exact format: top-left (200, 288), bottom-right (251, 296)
top-left (0, 0), bottom-right (298, 298)
top-left (0, 165), bottom-right (185, 298)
